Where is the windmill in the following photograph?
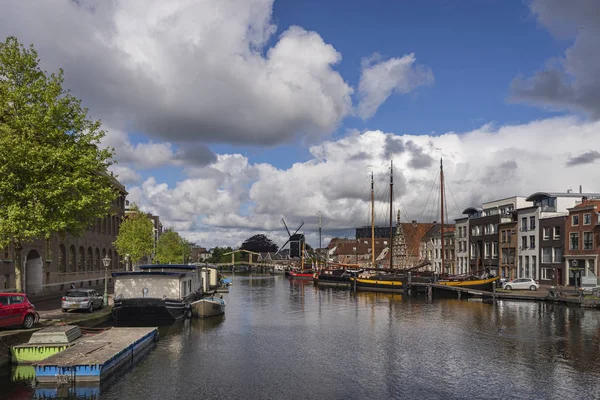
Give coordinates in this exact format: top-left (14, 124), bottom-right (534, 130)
top-left (278, 218), bottom-right (304, 258)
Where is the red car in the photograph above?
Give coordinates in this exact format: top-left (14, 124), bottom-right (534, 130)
top-left (0, 293), bottom-right (39, 329)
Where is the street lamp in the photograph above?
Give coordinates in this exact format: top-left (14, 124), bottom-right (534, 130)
top-left (102, 256), bottom-right (111, 306)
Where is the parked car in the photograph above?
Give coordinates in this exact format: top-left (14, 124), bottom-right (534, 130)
top-left (503, 278), bottom-right (539, 291)
top-left (61, 289), bottom-right (104, 313)
top-left (0, 293), bottom-right (39, 329)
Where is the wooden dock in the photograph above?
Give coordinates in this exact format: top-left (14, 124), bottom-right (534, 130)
top-left (406, 282), bottom-right (598, 307)
top-left (34, 327), bottom-right (158, 383)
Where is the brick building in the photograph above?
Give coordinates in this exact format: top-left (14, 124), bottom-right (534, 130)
top-left (0, 180), bottom-right (128, 296)
top-left (564, 200), bottom-right (600, 287)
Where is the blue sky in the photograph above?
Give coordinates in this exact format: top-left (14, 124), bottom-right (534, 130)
top-left (207, 0), bottom-right (569, 170)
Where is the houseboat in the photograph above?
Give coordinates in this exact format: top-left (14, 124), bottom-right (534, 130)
top-left (112, 264), bottom-right (202, 323)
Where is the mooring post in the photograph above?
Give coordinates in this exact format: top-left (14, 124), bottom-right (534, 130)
top-left (457, 290), bottom-right (461, 299)
top-left (353, 272), bottom-right (357, 293)
top-left (493, 281), bottom-right (496, 300)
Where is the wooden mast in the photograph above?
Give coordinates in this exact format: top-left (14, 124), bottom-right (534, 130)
top-left (389, 160), bottom-right (394, 270)
top-left (440, 158), bottom-right (445, 276)
top-left (301, 236), bottom-right (305, 270)
top-left (371, 171), bottom-right (375, 269)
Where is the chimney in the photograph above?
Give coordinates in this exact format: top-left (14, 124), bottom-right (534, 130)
top-left (580, 185), bottom-right (582, 193)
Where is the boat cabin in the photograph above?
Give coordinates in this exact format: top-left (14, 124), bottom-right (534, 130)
top-left (113, 264), bottom-right (201, 301)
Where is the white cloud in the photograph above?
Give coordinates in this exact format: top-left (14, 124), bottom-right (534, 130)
top-left (128, 116), bottom-right (600, 248)
top-left (357, 53), bottom-right (433, 119)
top-left (108, 165), bottom-right (142, 186)
top-left (510, 0), bottom-right (600, 118)
top-left (0, 0), bottom-right (352, 145)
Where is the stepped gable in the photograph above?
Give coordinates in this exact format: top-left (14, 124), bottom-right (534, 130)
top-left (400, 221), bottom-right (435, 257)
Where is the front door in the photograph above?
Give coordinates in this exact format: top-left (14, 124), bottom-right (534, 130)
top-left (556, 268), bottom-right (563, 286)
top-left (25, 250), bottom-right (43, 295)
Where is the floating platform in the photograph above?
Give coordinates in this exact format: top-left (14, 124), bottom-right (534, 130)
top-left (34, 327), bottom-right (158, 383)
top-left (12, 325), bottom-right (82, 364)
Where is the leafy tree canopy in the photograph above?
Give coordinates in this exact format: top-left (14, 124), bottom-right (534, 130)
top-left (207, 246), bottom-right (241, 263)
top-left (113, 205), bottom-right (153, 266)
top-left (154, 229), bottom-right (187, 264)
top-left (241, 234), bottom-right (278, 253)
top-left (0, 37), bottom-right (117, 291)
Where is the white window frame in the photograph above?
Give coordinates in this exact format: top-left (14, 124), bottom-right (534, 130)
top-left (542, 227), bottom-right (550, 241)
top-left (541, 268), bottom-right (551, 280)
top-left (542, 247), bottom-right (552, 263)
top-left (553, 226), bottom-right (560, 240)
top-left (570, 232), bottom-right (579, 250)
top-left (572, 215), bottom-right (579, 226)
top-left (583, 231), bottom-right (594, 250)
top-left (584, 213), bottom-right (591, 225)
top-left (553, 247), bottom-right (562, 264)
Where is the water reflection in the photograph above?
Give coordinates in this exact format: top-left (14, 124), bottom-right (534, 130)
top-left (2, 273), bottom-right (600, 399)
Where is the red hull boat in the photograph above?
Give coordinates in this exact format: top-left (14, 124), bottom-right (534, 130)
top-left (288, 270), bottom-right (315, 279)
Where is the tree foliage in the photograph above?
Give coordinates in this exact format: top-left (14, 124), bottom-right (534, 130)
top-left (0, 37), bottom-right (117, 291)
top-left (154, 229), bottom-right (188, 264)
top-left (113, 206), bottom-right (153, 266)
top-left (206, 247), bottom-right (241, 263)
top-left (240, 234), bottom-right (278, 253)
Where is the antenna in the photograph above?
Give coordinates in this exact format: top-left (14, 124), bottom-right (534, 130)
top-left (318, 211), bottom-right (322, 250)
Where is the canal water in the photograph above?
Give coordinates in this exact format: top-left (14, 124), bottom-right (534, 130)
top-left (2, 273), bottom-right (600, 399)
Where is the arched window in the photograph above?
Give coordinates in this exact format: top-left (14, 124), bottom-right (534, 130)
top-left (108, 249), bottom-right (113, 269)
top-left (95, 248), bottom-right (101, 271)
top-left (114, 250), bottom-right (119, 270)
top-left (69, 246), bottom-right (76, 272)
top-left (87, 247), bottom-right (93, 271)
top-left (58, 244), bottom-right (67, 273)
top-left (78, 246), bottom-right (85, 271)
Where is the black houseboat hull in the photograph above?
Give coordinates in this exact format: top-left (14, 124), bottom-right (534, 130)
top-left (315, 274), bottom-right (352, 288)
top-left (113, 297), bottom-right (192, 323)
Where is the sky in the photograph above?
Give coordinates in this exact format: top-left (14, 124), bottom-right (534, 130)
top-left (2, 0), bottom-right (600, 249)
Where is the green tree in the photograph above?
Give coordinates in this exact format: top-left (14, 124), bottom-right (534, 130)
top-left (240, 234), bottom-right (278, 253)
top-left (154, 229), bottom-right (187, 264)
top-left (0, 37), bottom-right (117, 292)
top-left (113, 206), bottom-right (153, 266)
top-left (182, 238), bottom-right (193, 264)
top-left (207, 246), bottom-right (242, 263)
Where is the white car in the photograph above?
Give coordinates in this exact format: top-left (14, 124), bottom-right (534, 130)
top-left (503, 278), bottom-right (539, 291)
